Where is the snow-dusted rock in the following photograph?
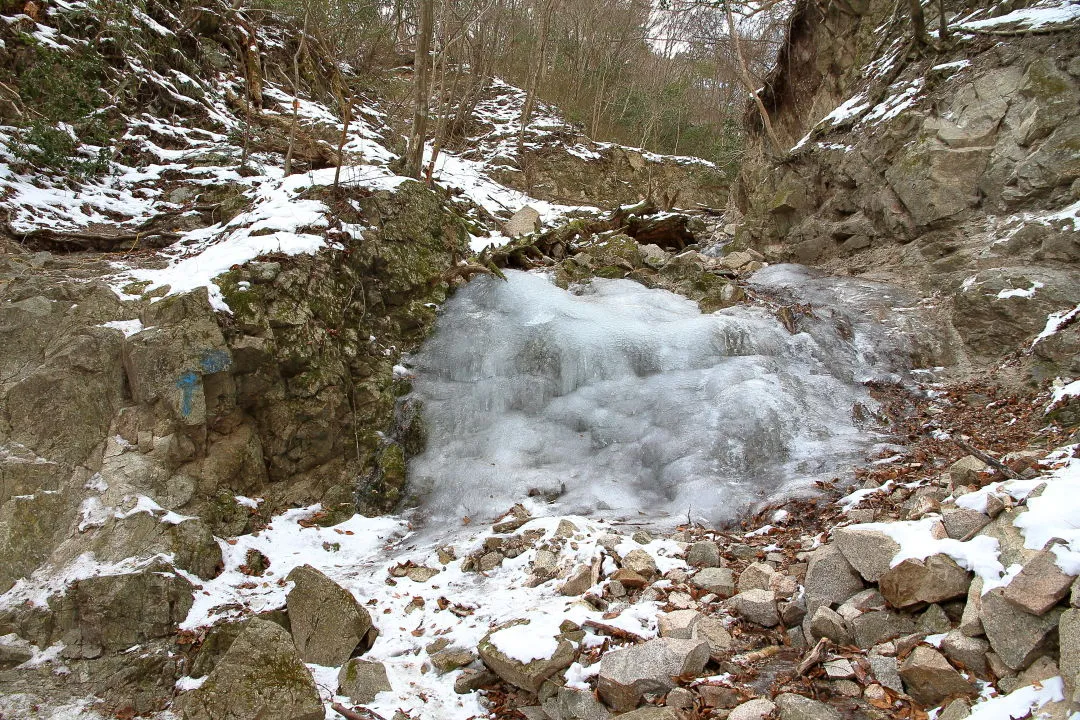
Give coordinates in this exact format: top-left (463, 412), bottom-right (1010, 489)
top-left (834, 526), bottom-right (900, 582)
top-left (803, 544), bottom-right (864, 615)
top-left (477, 619), bottom-right (578, 692)
top-left (1001, 549), bottom-right (1076, 615)
top-left (942, 507), bottom-right (990, 541)
top-left (597, 637), bottom-right (709, 711)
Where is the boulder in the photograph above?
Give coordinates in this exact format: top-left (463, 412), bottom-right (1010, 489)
top-left (980, 588), bottom-right (1063, 670)
top-left (728, 589), bottom-right (779, 627)
top-left (835, 526), bottom-right (900, 582)
top-left (1001, 550), bottom-right (1075, 616)
top-left (477, 619), bottom-right (577, 692)
top-left (176, 618), bottom-right (323, 720)
top-left (338, 659), bottom-right (391, 703)
top-left (686, 541), bottom-right (722, 568)
top-left (286, 564), bottom-right (373, 666)
top-left (899, 646), bottom-right (977, 707)
top-left (430, 646), bottom-right (477, 673)
top-left (61, 568), bottom-right (194, 656)
top-left (691, 567), bottom-right (736, 598)
top-left (803, 544), bottom-right (864, 615)
top-left (597, 637), bottom-right (709, 711)
top-left (879, 555), bottom-right (971, 608)
top-left (504, 206), bottom-right (541, 237)
top-left (559, 564), bottom-right (595, 596)
top-left (774, 692), bottom-right (842, 720)
top-left (728, 698), bottom-right (776, 720)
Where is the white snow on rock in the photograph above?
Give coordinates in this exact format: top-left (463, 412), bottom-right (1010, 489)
top-left (955, 0), bottom-right (1080, 31)
top-left (964, 675), bottom-right (1065, 720)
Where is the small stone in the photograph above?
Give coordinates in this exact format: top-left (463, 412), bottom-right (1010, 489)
top-left (286, 565), bottom-right (373, 667)
top-left (658, 610), bottom-right (702, 639)
top-left (864, 684), bottom-right (888, 703)
top-left (803, 544), bottom-right (864, 616)
top-left (728, 589), bottom-right (779, 627)
top-left (608, 580), bottom-right (627, 598)
top-left (406, 566), bottom-right (440, 583)
top-left (774, 692), bottom-right (842, 720)
top-left (137, 430), bottom-right (153, 453)
top-left (899, 646), bottom-right (977, 707)
top-left (1060, 609), bottom-right (1080, 703)
top-left (632, 531), bottom-right (654, 545)
top-left (916, 603), bottom-right (952, 634)
top-left (834, 526), bottom-right (901, 583)
top-left (687, 541), bottom-right (722, 568)
top-left (692, 567), bottom-right (736, 598)
top-left (728, 698), bottom-right (776, 720)
top-left (430, 647), bottom-right (477, 673)
top-left (338, 659), bottom-right (392, 704)
top-left (848, 509), bottom-right (876, 523)
top-left (938, 699), bottom-right (971, 720)
top-left (493, 503), bottom-right (531, 533)
top-left (980, 588), bottom-right (1063, 670)
top-left (832, 679), bottom-right (862, 697)
top-left (611, 568), bottom-right (648, 589)
top-left (870, 655), bottom-right (904, 695)
top-left (555, 520), bottom-right (579, 538)
top-left (454, 668), bottom-right (498, 693)
top-left (824, 658), bottom-right (855, 679)
top-left (504, 206), bottom-right (541, 237)
top-left (850, 610), bottom-right (916, 649)
top-left (697, 684), bottom-right (743, 708)
top-left (665, 687), bottom-right (695, 710)
top-left (695, 615), bottom-right (735, 658)
top-left (667, 591), bottom-right (696, 609)
top-left (959, 576), bottom-right (985, 637)
top-left (779, 596), bottom-right (808, 627)
top-left (479, 551), bottom-right (503, 571)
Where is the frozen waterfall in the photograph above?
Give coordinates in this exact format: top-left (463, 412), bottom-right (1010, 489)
top-left (404, 266), bottom-right (924, 527)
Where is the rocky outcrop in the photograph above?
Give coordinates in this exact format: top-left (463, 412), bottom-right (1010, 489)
top-left (285, 564), bottom-right (375, 666)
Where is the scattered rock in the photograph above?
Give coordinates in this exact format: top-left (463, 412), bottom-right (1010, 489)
top-left (949, 456), bottom-right (987, 487)
top-left (738, 562), bottom-right (777, 592)
top-left (869, 654), bottom-right (903, 694)
top-left (543, 685), bottom-right (612, 720)
top-left (597, 637), bottom-right (709, 711)
top-left (559, 564), bottom-right (595, 596)
top-left (454, 668), bottom-right (499, 694)
top-left (808, 606), bottom-right (852, 645)
top-left (338, 659), bottom-right (392, 704)
top-left (1001, 550), bottom-right (1076, 615)
top-left (665, 686), bottom-right (695, 710)
top-left (611, 568), bottom-right (648, 589)
top-left (728, 698), bottom-right (776, 720)
top-left (775, 692), bottom-right (842, 720)
top-left (430, 647), bottom-right (478, 673)
top-left (1058, 609), bottom-right (1079, 702)
top-left (686, 541), bottom-right (722, 568)
top-left (850, 610), bottom-right (916, 648)
top-left (899, 646), bottom-right (977, 707)
top-left (176, 619), bottom-right (323, 720)
top-left (728, 589), bottom-right (779, 627)
top-left (622, 549), bottom-right (659, 578)
top-left (980, 588), bottom-right (1063, 670)
top-left (0, 640), bottom-right (32, 670)
top-left (940, 630), bottom-right (990, 676)
top-left (691, 567), bottom-right (736, 598)
top-left (504, 206), bottom-right (541, 237)
top-left (942, 508), bottom-right (990, 541)
top-left (286, 564), bottom-right (374, 666)
top-left (804, 544), bottom-right (864, 615)
top-left (879, 555), bottom-right (971, 608)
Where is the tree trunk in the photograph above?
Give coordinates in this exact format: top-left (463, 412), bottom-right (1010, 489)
top-left (404, 0), bottom-right (435, 179)
top-left (518, 0), bottom-right (557, 157)
top-left (725, 0), bottom-right (783, 154)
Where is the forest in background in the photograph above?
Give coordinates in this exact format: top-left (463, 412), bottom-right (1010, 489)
top-left (253, 0), bottom-right (792, 175)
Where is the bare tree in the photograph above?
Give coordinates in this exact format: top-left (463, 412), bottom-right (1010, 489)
top-left (404, 0), bottom-right (435, 179)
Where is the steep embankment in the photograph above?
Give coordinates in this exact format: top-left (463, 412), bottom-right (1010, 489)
top-left (732, 0), bottom-right (1080, 381)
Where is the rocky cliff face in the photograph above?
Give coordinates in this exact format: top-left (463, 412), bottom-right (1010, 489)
top-left (732, 0), bottom-right (1080, 379)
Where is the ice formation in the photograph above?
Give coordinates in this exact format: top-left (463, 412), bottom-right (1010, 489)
top-left (406, 267), bottom-right (917, 527)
